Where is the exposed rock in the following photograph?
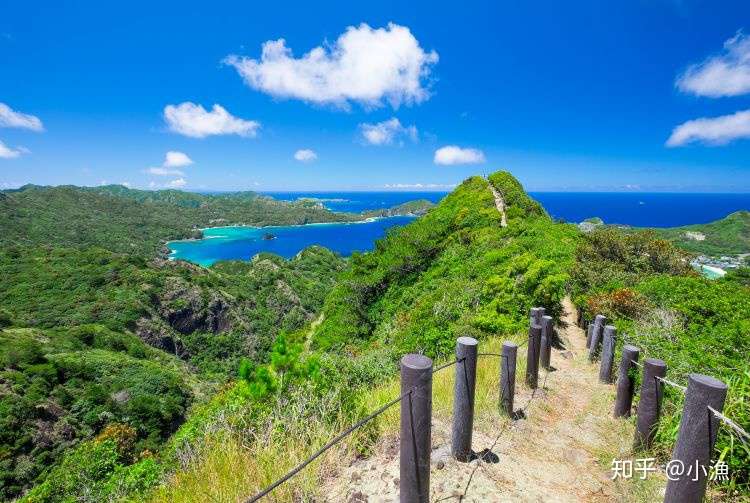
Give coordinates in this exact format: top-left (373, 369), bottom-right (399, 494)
top-left (135, 317), bottom-right (188, 357)
top-left (112, 390), bottom-right (131, 404)
top-left (157, 277), bottom-right (235, 335)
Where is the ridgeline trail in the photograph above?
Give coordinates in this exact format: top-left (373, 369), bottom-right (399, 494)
top-left (321, 297), bottom-right (662, 501)
top-left (488, 183), bottom-right (508, 228)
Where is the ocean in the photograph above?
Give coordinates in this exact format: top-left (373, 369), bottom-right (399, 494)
top-left (265, 191), bottom-right (750, 227)
top-left (168, 192), bottom-right (750, 266)
top-left (531, 192), bottom-right (750, 228)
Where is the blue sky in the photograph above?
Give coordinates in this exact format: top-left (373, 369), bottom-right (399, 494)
top-left (1, 0), bottom-right (750, 192)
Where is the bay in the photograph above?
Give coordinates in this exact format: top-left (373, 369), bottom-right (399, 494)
top-left (167, 216), bottom-right (415, 267)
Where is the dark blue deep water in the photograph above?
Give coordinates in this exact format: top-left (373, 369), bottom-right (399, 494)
top-left (529, 192), bottom-right (750, 228)
top-left (170, 191), bottom-right (750, 266)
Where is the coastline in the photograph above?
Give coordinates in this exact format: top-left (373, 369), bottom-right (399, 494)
top-left (164, 214), bottom-right (417, 264)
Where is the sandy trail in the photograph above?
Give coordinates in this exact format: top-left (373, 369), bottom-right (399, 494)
top-left (322, 298), bottom-right (631, 502)
top-left (488, 184), bottom-right (508, 228)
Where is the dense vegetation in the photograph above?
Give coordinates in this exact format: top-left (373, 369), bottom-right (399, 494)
top-left (0, 184), bottom-right (428, 256)
top-left (649, 210), bottom-right (750, 255)
top-left (571, 227), bottom-right (750, 494)
top-left (0, 245), bottom-right (344, 498)
top-left (3, 172), bottom-right (748, 501)
top-left (585, 210), bottom-right (750, 256)
top-left (312, 172), bottom-right (576, 356)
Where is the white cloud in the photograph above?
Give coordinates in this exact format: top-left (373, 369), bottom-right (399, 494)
top-left (666, 109), bottom-right (750, 146)
top-left (677, 31), bottom-right (750, 97)
top-left (433, 145), bottom-right (486, 165)
top-left (146, 150), bottom-right (194, 176)
top-left (359, 117), bottom-right (418, 146)
top-left (164, 150), bottom-right (193, 168)
top-left (0, 140), bottom-right (29, 159)
top-left (224, 23), bottom-right (438, 109)
top-left (147, 167), bottom-right (184, 176)
top-left (294, 149), bottom-right (317, 162)
top-left (121, 182), bottom-right (131, 188)
top-left (167, 178), bottom-right (187, 188)
top-left (164, 102), bottom-right (260, 138)
top-left (0, 103), bottom-right (44, 131)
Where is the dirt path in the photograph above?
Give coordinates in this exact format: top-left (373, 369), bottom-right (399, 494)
top-left (322, 298), bottom-right (635, 502)
top-left (488, 183), bottom-right (508, 228)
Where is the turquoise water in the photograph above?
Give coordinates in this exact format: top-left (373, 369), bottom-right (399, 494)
top-left (167, 216), bottom-right (415, 267)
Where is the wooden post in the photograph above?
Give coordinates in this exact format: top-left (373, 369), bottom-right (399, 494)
top-left (400, 354), bottom-right (433, 503)
top-left (540, 315), bottom-right (553, 370)
top-left (664, 374), bottom-right (728, 503)
top-left (599, 325), bottom-right (616, 383)
top-left (451, 337), bottom-right (478, 462)
top-left (526, 324), bottom-right (542, 389)
top-left (500, 341), bottom-right (517, 416)
top-left (530, 306), bottom-right (545, 326)
top-left (585, 323), bottom-right (593, 349)
top-left (614, 344), bottom-right (640, 417)
top-left (634, 358), bottom-right (667, 450)
top-left (588, 314), bottom-right (607, 362)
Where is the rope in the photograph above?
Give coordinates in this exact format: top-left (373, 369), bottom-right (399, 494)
top-left (655, 375), bottom-right (687, 393)
top-left (245, 390), bottom-right (409, 502)
top-left (708, 405), bottom-right (750, 448)
top-left (245, 355), bottom-right (462, 501)
top-left (432, 357), bottom-right (464, 374)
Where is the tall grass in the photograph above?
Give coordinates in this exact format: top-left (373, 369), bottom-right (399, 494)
top-left (148, 335), bottom-right (528, 502)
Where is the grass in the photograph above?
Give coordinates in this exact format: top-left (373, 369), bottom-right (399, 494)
top-left (361, 334), bottom-right (529, 438)
top-left (147, 335), bottom-right (529, 502)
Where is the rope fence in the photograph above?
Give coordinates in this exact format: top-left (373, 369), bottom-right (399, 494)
top-left (244, 305), bottom-right (747, 502)
top-left (582, 312), bottom-right (749, 503)
top-left (244, 307), bottom-right (555, 502)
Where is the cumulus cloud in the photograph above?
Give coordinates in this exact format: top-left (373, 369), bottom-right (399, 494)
top-left (359, 117), bottom-right (418, 146)
top-left (294, 149), bottom-right (317, 162)
top-left (0, 140), bottom-right (29, 159)
top-left (224, 23), bottom-right (438, 109)
top-left (433, 145), bottom-right (486, 165)
top-left (666, 109), bottom-right (750, 146)
top-left (167, 178), bottom-right (187, 188)
top-left (164, 150), bottom-right (193, 168)
top-left (164, 102), bottom-right (260, 138)
top-left (146, 150), bottom-right (194, 176)
top-left (677, 31), bottom-right (750, 98)
top-left (0, 103), bottom-right (44, 131)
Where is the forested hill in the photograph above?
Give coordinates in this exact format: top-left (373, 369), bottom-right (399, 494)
top-left (648, 210), bottom-right (750, 255)
top-left (0, 184), bottom-right (432, 255)
top-left (310, 171), bottom-right (576, 355)
top-left (3, 172), bottom-right (748, 502)
top-left (583, 210), bottom-right (750, 256)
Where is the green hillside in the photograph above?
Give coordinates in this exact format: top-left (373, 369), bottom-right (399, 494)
top-left (312, 172), bottom-right (576, 355)
top-left (0, 246), bottom-right (344, 498)
top-left (650, 210), bottom-right (750, 255)
top-left (583, 210), bottom-right (750, 256)
top-left (2, 171), bottom-right (748, 502)
top-left (0, 185), bottom-right (357, 255)
top-left (0, 184), bottom-right (433, 257)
